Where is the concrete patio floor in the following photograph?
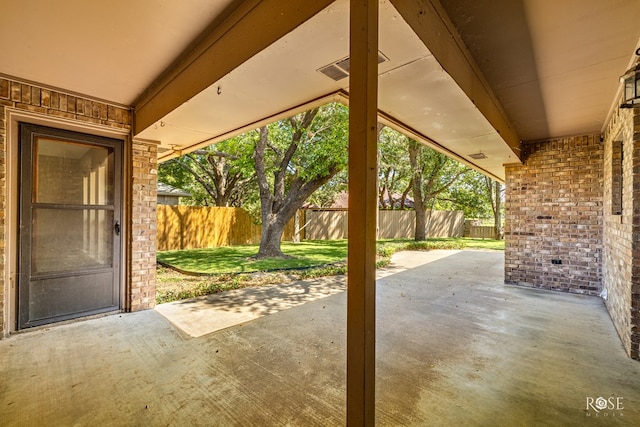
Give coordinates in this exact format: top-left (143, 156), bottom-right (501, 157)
top-left (1, 250), bottom-right (639, 426)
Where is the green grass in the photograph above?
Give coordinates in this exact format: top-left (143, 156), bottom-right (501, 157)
top-left (157, 237), bottom-right (503, 275)
top-left (155, 273), bottom-right (250, 304)
top-left (157, 240), bottom-right (348, 274)
top-left (459, 238), bottom-right (505, 251)
top-left (156, 237), bottom-right (504, 303)
top-left (376, 237), bottom-right (503, 254)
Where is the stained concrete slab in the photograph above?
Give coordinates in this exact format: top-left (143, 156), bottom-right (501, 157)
top-left (1, 250), bottom-right (639, 426)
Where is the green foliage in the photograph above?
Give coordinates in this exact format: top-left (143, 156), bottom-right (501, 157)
top-left (409, 139), bottom-right (469, 205)
top-left (376, 258), bottom-right (392, 268)
top-left (376, 244), bottom-right (396, 258)
top-left (156, 274), bottom-right (249, 304)
top-left (376, 126), bottom-right (492, 220)
top-left (261, 102), bottom-right (349, 191)
top-left (156, 274), bottom-right (254, 304)
top-left (159, 107), bottom-right (503, 235)
top-left (376, 238), bottom-right (467, 259)
top-left (439, 170), bottom-right (496, 219)
top-left (377, 237), bottom-right (503, 251)
top-left (158, 161), bottom-right (210, 206)
top-left (378, 127), bottom-right (412, 208)
top-left (158, 103), bottom-right (350, 221)
top-left (306, 169), bottom-right (348, 207)
top-left (158, 136), bottom-right (257, 207)
top-left (298, 264), bottom-right (347, 279)
top-left (462, 238), bottom-right (505, 251)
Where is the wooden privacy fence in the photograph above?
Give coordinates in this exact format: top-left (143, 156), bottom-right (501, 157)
top-left (158, 206), bottom-right (474, 251)
top-left (304, 209), bottom-right (465, 240)
top-left (157, 205), bottom-right (296, 251)
top-left (466, 225), bottom-right (496, 239)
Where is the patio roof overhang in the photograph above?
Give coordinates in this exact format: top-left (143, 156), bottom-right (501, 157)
top-left (3, 0), bottom-right (638, 182)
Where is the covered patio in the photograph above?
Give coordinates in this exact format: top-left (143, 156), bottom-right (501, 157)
top-left (2, 251), bottom-right (638, 425)
top-left (2, 0), bottom-right (640, 424)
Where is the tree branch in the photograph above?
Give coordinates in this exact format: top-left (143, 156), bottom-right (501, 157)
top-left (254, 126), bottom-right (273, 218)
top-left (173, 158), bottom-right (217, 202)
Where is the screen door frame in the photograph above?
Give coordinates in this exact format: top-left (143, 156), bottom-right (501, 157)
top-left (18, 123), bottom-right (123, 329)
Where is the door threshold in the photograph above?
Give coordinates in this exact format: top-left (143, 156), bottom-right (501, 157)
top-left (10, 310), bottom-right (124, 335)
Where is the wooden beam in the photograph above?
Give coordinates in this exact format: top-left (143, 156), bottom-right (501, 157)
top-left (133, 0), bottom-right (335, 136)
top-left (347, 0), bottom-right (378, 425)
top-left (390, 0), bottom-right (522, 159)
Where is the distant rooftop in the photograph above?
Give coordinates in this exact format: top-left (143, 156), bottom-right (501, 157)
top-left (157, 182), bottom-right (190, 198)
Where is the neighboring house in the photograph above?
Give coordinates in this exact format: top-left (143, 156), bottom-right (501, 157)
top-left (1, 1), bottom-right (640, 419)
top-left (157, 182), bottom-right (190, 206)
top-left (380, 192), bottom-right (414, 209)
top-left (330, 191), bottom-right (349, 209)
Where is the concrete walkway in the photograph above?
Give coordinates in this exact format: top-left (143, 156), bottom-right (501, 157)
top-left (1, 250), bottom-right (639, 426)
top-left (154, 249), bottom-right (451, 338)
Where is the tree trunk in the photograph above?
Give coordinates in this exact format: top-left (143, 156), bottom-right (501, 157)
top-left (409, 140), bottom-right (426, 241)
top-left (415, 207), bottom-right (426, 241)
top-left (253, 108), bottom-right (344, 258)
top-left (494, 181), bottom-right (504, 240)
top-left (257, 214), bottom-right (290, 258)
top-left (412, 177), bottom-right (427, 241)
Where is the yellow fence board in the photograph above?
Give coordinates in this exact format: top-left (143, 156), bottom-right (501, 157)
top-left (157, 206), bottom-right (297, 251)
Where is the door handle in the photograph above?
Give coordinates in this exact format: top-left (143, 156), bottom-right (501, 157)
top-left (114, 221), bottom-right (121, 236)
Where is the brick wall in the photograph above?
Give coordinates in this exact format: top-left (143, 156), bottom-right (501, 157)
top-left (0, 77), bottom-right (156, 334)
top-left (130, 140), bottom-right (158, 311)
top-left (602, 103), bottom-right (640, 359)
top-left (505, 135), bottom-right (603, 295)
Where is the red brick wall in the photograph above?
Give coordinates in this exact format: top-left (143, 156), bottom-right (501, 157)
top-left (505, 135), bottom-right (603, 295)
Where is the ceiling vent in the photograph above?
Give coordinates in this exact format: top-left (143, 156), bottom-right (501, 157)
top-left (318, 51), bottom-right (388, 81)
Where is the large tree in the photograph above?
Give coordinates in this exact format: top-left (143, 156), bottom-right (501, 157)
top-left (439, 170), bottom-right (505, 238)
top-left (306, 169), bottom-right (348, 208)
top-left (254, 103), bottom-right (349, 258)
top-left (158, 137), bottom-right (255, 207)
top-left (484, 177), bottom-right (504, 239)
top-left (378, 125), bottom-right (413, 209)
top-left (408, 139), bottom-right (468, 240)
top-left (439, 170), bottom-right (494, 218)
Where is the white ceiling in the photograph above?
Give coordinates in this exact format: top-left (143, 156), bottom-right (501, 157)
top-left (2, 0), bottom-right (639, 181)
top-left (0, 0), bottom-right (237, 105)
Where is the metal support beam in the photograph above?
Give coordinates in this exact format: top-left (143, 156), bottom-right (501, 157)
top-left (390, 0), bottom-right (521, 159)
top-left (347, 0), bottom-right (378, 425)
top-left (133, 0), bottom-right (334, 136)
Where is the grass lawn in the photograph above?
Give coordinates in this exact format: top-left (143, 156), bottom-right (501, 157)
top-left (156, 237), bottom-right (504, 304)
top-left (378, 237), bottom-right (505, 251)
top-left (157, 240), bottom-right (348, 274)
top-left (157, 237), bottom-right (503, 274)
